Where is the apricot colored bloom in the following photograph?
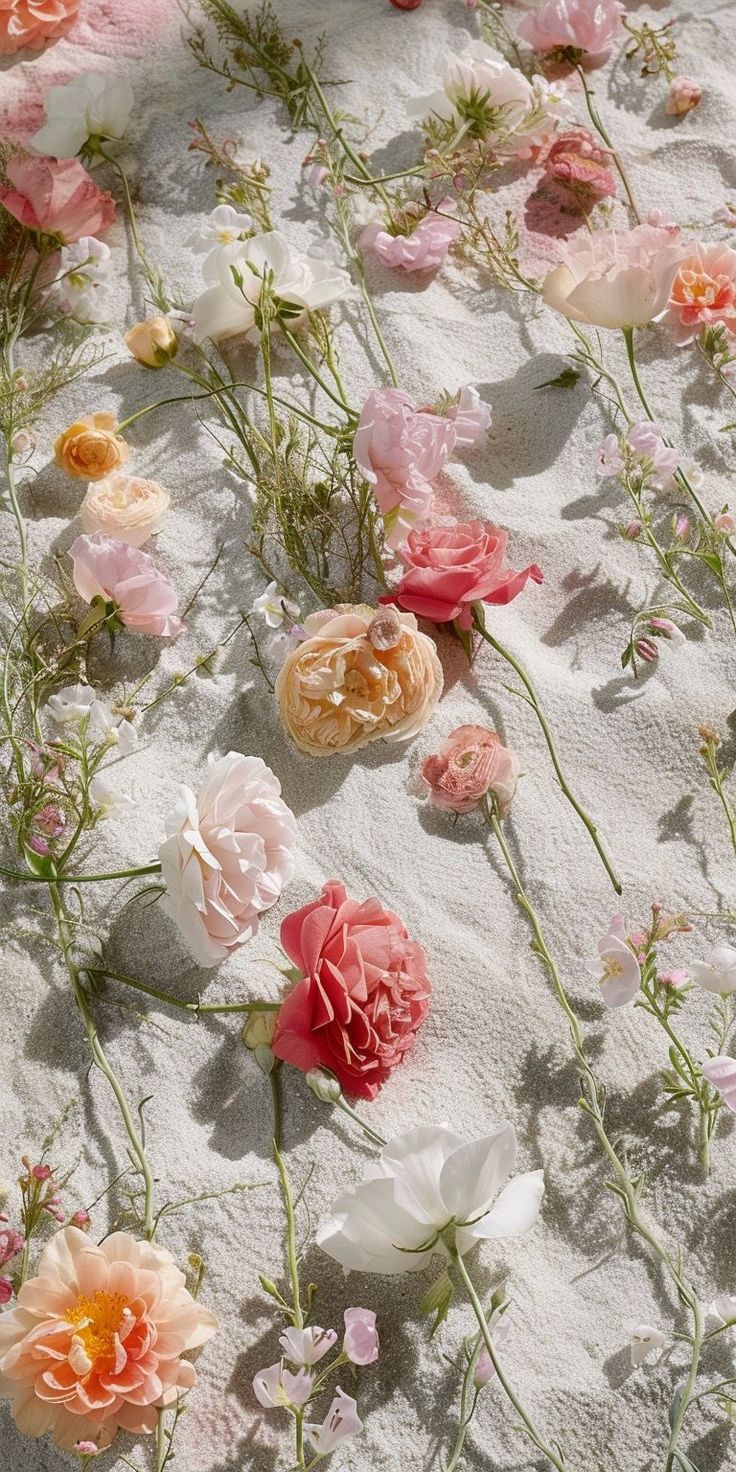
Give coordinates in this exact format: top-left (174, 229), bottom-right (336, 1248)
top-left (55, 414), bottom-right (128, 480)
top-left (81, 473), bottom-right (171, 548)
top-left (68, 533), bottom-right (184, 639)
top-left (666, 77), bottom-right (702, 116)
top-left (663, 243), bottom-right (736, 344)
top-left (0, 0), bottom-right (79, 56)
top-left (0, 1226), bottom-right (216, 1451)
top-left (542, 223), bottom-right (684, 329)
top-left (124, 316), bottom-right (177, 367)
top-left (518, 0), bottom-right (625, 66)
top-left (421, 725), bottom-right (519, 816)
top-left (0, 156), bottom-right (115, 244)
top-left (359, 198), bottom-right (461, 273)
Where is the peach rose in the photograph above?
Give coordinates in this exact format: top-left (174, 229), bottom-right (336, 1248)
top-left (124, 316), bottom-right (178, 368)
top-left (275, 604), bottom-right (443, 758)
top-left (0, 0), bottom-right (79, 55)
top-left (421, 725), bottom-right (519, 815)
top-left (0, 1225), bottom-right (216, 1451)
top-left (80, 473), bottom-right (171, 548)
top-left (55, 414), bottom-right (128, 480)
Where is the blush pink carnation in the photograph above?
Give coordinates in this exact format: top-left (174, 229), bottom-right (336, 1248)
top-left (518, 0), bottom-right (625, 66)
top-left (0, 1225), bottom-right (216, 1452)
top-left (390, 520), bottom-right (543, 629)
top-left (359, 198), bottom-right (461, 272)
top-left (68, 533), bottom-right (184, 639)
top-left (421, 725), bottom-right (519, 816)
top-left (353, 386), bottom-right (490, 546)
top-left (271, 881), bottom-right (431, 1099)
top-left (663, 242), bottom-right (736, 344)
top-left (159, 752), bottom-right (298, 968)
top-left (0, 0), bottom-right (79, 55)
top-left (0, 156), bottom-right (115, 244)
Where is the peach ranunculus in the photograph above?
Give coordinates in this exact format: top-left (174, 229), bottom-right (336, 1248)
top-left (391, 521), bottom-right (543, 630)
top-left (275, 605), bottom-right (443, 758)
top-left (542, 223), bottom-right (685, 329)
top-left (353, 386), bottom-right (490, 547)
top-left (124, 316), bottom-right (178, 368)
top-left (421, 725), bottom-right (519, 816)
top-left (80, 473), bottom-right (171, 548)
top-left (0, 156), bottom-right (115, 244)
top-left (271, 880), bottom-right (431, 1098)
top-left (159, 752), bottom-right (298, 967)
top-left (0, 1225), bottom-right (217, 1451)
top-left (0, 0), bottom-right (79, 55)
top-left (68, 533), bottom-right (185, 638)
top-left (55, 414), bottom-right (129, 480)
top-left (517, 0), bottom-right (625, 67)
top-left (663, 242), bottom-right (736, 344)
top-left (359, 198), bottom-right (461, 273)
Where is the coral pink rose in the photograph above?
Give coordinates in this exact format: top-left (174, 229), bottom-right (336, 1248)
top-left (271, 881), bottom-right (431, 1099)
top-left (663, 242), bottom-right (736, 344)
top-left (421, 725), bottom-right (519, 816)
top-left (353, 386), bottom-right (490, 546)
top-left (542, 223), bottom-right (685, 329)
top-left (360, 198), bottom-right (461, 272)
top-left (0, 0), bottom-right (78, 55)
top-left (68, 533), bottom-right (184, 638)
top-left (518, 0), bottom-right (625, 66)
top-left (542, 128), bottom-right (616, 202)
top-left (0, 156), bottom-right (115, 244)
top-left (0, 1225), bottom-right (216, 1451)
top-left (390, 521), bottom-right (543, 629)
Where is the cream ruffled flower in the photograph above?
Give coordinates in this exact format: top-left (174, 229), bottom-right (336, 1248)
top-left (80, 472), bottom-right (171, 548)
top-left (275, 605), bottom-right (443, 758)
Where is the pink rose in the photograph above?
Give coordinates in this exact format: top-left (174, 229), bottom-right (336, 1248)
top-left (0, 155), bottom-right (115, 244)
top-left (360, 197), bottom-right (461, 272)
top-left (271, 881), bottom-right (431, 1099)
top-left (0, 0), bottom-right (79, 55)
top-left (390, 520), bottom-right (543, 629)
top-left (353, 386), bottom-right (490, 546)
top-left (663, 242), bottom-right (736, 344)
top-left (542, 128), bottom-right (616, 203)
top-left (421, 725), bottom-right (520, 815)
top-left (68, 533), bottom-right (185, 638)
top-left (518, 0), bottom-right (625, 66)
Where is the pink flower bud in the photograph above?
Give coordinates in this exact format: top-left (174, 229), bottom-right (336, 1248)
top-left (343, 1308), bottom-right (379, 1365)
top-left (74, 1443), bottom-right (100, 1457)
top-left (0, 1228), bottom-right (24, 1267)
top-left (69, 1208), bottom-right (92, 1231)
top-left (666, 77), bottom-right (702, 116)
top-left (715, 511), bottom-right (736, 534)
top-left (659, 968), bottom-right (690, 988)
top-left (473, 1348), bottom-right (494, 1387)
top-left (31, 1164), bottom-right (52, 1181)
top-left (11, 430), bottom-right (33, 455)
top-left (635, 637), bottom-right (659, 664)
top-left (624, 520), bottom-right (643, 539)
top-left (674, 515), bottom-right (690, 539)
top-left (389, 0), bottom-right (424, 8)
top-left (0, 1278), bottom-right (13, 1304)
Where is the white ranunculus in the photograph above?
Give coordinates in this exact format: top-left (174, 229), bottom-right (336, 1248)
top-left (316, 1122), bottom-right (544, 1275)
top-left (158, 752), bottom-right (298, 968)
top-left (191, 229), bottom-right (352, 344)
top-left (31, 73), bottom-right (135, 159)
top-left (690, 946), bottom-right (736, 994)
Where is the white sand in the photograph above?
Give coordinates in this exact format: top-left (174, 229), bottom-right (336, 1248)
top-left (3, 2), bottom-right (736, 1469)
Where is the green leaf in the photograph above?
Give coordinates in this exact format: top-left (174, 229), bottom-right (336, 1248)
top-left (534, 366), bottom-right (580, 391)
top-left (419, 1270), bottom-right (454, 1336)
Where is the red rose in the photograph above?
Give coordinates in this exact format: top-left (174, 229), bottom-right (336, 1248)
top-left (390, 520), bottom-right (543, 629)
top-left (271, 881), bottom-right (431, 1099)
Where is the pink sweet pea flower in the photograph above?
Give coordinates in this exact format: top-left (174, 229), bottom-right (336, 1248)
top-left (390, 520), bottom-right (543, 630)
top-left (360, 198), bottom-right (461, 272)
top-left (518, 0), bottom-right (625, 67)
top-left (588, 915), bottom-right (641, 1008)
top-left (279, 1326), bottom-right (337, 1367)
top-left (702, 1056), bottom-right (736, 1113)
top-left (305, 1388), bottom-right (363, 1455)
top-left (663, 242), bottom-right (736, 344)
top-left (343, 1308), bottom-right (379, 1365)
top-left (0, 155), bottom-right (115, 244)
top-left (253, 1362), bottom-right (314, 1408)
top-left (68, 533), bottom-right (185, 638)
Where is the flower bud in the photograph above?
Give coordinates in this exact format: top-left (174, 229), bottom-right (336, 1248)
top-left (124, 315), bottom-right (178, 368)
top-left (242, 1011), bottom-right (277, 1050)
top-left (306, 1067), bottom-right (342, 1103)
top-left (0, 1278), bottom-right (13, 1305)
top-left (473, 1348), bottom-right (494, 1387)
top-left (634, 637), bottom-right (658, 664)
top-left (69, 1209), bottom-right (92, 1232)
top-left (715, 511), bottom-right (736, 534)
top-left (623, 519), bottom-right (642, 539)
top-left (666, 77), bottom-right (702, 116)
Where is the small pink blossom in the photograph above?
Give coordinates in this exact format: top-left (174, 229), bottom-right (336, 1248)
top-left (69, 1208), bottom-right (92, 1231)
top-left (596, 434), bottom-right (624, 477)
top-left (68, 533), bottom-right (185, 639)
top-left (421, 724), bottom-right (519, 816)
top-left (518, 0), bottom-right (625, 66)
top-left (0, 1279), bottom-right (13, 1305)
top-left (626, 422), bottom-right (678, 491)
top-left (635, 637), bottom-right (659, 664)
top-left (542, 128), bottom-right (616, 203)
top-left (360, 198), bottom-right (461, 272)
top-left (674, 514), bottom-right (690, 539)
top-left (659, 968), bottom-right (690, 988)
top-left (253, 1362), bottom-right (314, 1408)
top-left (0, 155), bottom-right (115, 244)
top-left (589, 915), bottom-right (641, 1008)
top-left (305, 1388), bottom-right (363, 1455)
top-left (624, 520), bottom-right (642, 539)
top-left (304, 162), bottom-right (329, 188)
top-left (74, 1444), bottom-right (99, 1458)
top-left (666, 77), bottom-right (702, 117)
top-left (0, 1229), bottom-right (24, 1267)
top-left (279, 1326), bottom-right (337, 1367)
top-left (715, 511), bottom-right (736, 534)
top-left (30, 1163), bottom-right (52, 1181)
top-left (343, 1308), bottom-right (380, 1365)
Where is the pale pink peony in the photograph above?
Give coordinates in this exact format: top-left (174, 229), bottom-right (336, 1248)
top-left (359, 198), bottom-right (461, 272)
top-left (542, 223), bottom-right (685, 329)
top-left (159, 752), bottom-right (298, 968)
top-left (663, 242), bottom-right (736, 344)
top-left (666, 77), bottom-right (702, 116)
top-left (518, 0), bottom-right (625, 66)
top-left (0, 156), bottom-right (115, 245)
top-left (0, 0), bottom-right (79, 55)
top-left (68, 534), bottom-right (184, 639)
top-left (0, 1226), bottom-right (217, 1452)
top-left (542, 128), bottom-right (616, 202)
top-left (353, 386), bottom-right (490, 546)
top-left (421, 725), bottom-right (519, 816)
top-left (391, 520), bottom-right (542, 629)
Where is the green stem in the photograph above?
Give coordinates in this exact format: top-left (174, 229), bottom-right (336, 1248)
top-left (273, 1141), bottom-right (303, 1329)
top-left (0, 861), bottom-right (162, 885)
top-left (87, 967), bottom-right (279, 1016)
top-left (575, 66), bottom-right (641, 224)
top-left (99, 148), bottom-right (167, 309)
top-left (335, 1094), bottom-right (387, 1148)
top-left (281, 326), bottom-right (356, 418)
top-left (445, 1338), bottom-right (482, 1472)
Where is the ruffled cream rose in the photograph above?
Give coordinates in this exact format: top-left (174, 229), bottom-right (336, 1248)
top-left (124, 315), bottom-right (178, 367)
top-left (54, 412), bottom-right (128, 480)
top-left (80, 471), bottom-right (171, 547)
top-left (275, 604), bottom-right (443, 757)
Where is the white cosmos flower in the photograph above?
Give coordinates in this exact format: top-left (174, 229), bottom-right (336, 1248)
top-left (49, 237), bottom-right (112, 324)
top-left (630, 1325), bottom-right (666, 1366)
top-left (89, 773), bottom-right (136, 819)
top-left (588, 915), bottom-right (641, 1008)
top-left (690, 946), bottom-right (736, 994)
top-left (191, 229), bottom-right (352, 345)
top-left (701, 1055), bottom-right (736, 1113)
top-left (31, 73), bottom-right (134, 159)
top-left (185, 203), bottom-right (253, 255)
top-left (408, 40), bottom-right (534, 136)
top-left (316, 1122), bottom-right (544, 1275)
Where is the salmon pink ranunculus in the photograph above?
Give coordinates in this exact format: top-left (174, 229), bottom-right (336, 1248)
top-left (663, 242), bottom-right (736, 344)
top-left (0, 1225), bottom-right (217, 1451)
top-left (391, 521), bottom-right (543, 629)
top-left (421, 725), bottom-right (520, 816)
top-left (0, 156), bottom-right (115, 244)
top-left (542, 128), bottom-right (616, 203)
top-left (271, 881), bottom-right (431, 1099)
top-left (0, 0), bottom-right (79, 56)
top-left (68, 533), bottom-right (184, 638)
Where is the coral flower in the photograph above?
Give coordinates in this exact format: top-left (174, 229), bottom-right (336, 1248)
top-left (663, 242), bottom-right (736, 344)
top-left (0, 1226), bottom-right (217, 1451)
top-left (0, 0), bottom-right (79, 56)
top-left (421, 725), bottom-right (519, 816)
top-left (542, 128), bottom-right (616, 203)
top-left (391, 521), bottom-right (542, 629)
top-left (55, 414), bottom-right (128, 480)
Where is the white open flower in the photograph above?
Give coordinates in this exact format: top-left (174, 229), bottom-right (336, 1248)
top-left (701, 1055), bottom-right (736, 1113)
top-left (48, 237), bottom-right (112, 324)
top-left (408, 40), bottom-right (534, 138)
top-left (191, 229), bottom-right (352, 344)
top-left (706, 1294), bottom-right (736, 1327)
top-left (46, 683), bottom-right (98, 724)
top-left (305, 1389), bottom-right (362, 1456)
top-left (31, 73), bottom-right (135, 159)
top-left (89, 773), bottom-right (136, 819)
top-left (588, 915), bottom-right (641, 1008)
top-left (316, 1122), bottom-right (544, 1274)
top-left (690, 946), bottom-right (736, 994)
top-left (252, 580), bottom-right (301, 629)
top-left (630, 1325), bottom-right (666, 1366)
top-left (186, 203), bottom-right (253, 255)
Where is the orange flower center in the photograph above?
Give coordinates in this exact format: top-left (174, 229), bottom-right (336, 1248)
top-left (676, 268), bottom-right (732, 308)
top-left (67, 1290), bottom-right (128, 1367)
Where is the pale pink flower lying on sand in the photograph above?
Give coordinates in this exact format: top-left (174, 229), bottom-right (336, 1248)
top-left (306, 1389), bottom-right (363, 1455)
top-left (408, 39), bottom-right (534, 138)
top-left (588, 915), bottom-right (641, 1008)
top-left (543, 223), bottom-right (684, 328)
top-left (0, 156), bottom-right (115, 244)
top-left (253, 1362), bottom-right (314, 1408)
top-left (666, 77), bottom-right (702, 116)
top-left (701, 1056), bottom-right (736, 1114)
top-left (518, 0), bottom-right (625, 66)
top-left (663, 242), bottom-right (736, 343)
top-left (690, 945), bottom-right (736, 994)
top-left (68, 533), bottom-right (184, 638)
top-left (343, 1309), bottom-right (379, 1366)
top-left (0, 0), bottom-right (79, 56)
top-left (80, 473), bottom-right (171, 548)
top-left (359, 198), bottom-right (461, 272)
top-left (421, 725), bottom-right (519, 816)
top-left (0, 1225), bottom-right (216, 1451)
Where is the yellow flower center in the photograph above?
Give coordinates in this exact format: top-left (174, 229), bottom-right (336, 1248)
top-left (217, 227), bottom-right (235, 243)
top-left (67, 1290), bottom-right (128, 1367)
top-left (601, 957), bottom-right (623, 981)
